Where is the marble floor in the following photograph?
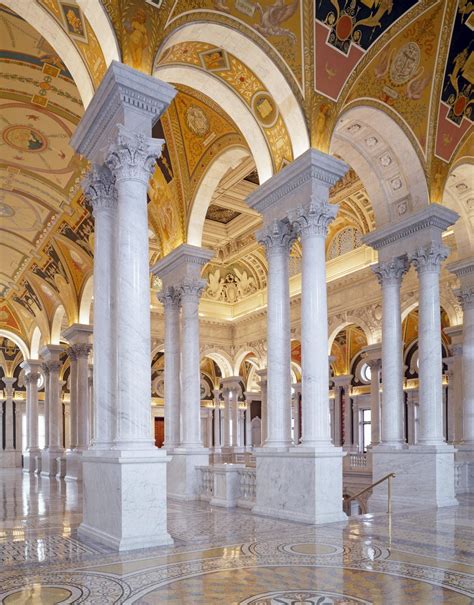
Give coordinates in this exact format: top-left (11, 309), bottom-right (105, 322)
top-left (0, 470), bottom-right (473, 604)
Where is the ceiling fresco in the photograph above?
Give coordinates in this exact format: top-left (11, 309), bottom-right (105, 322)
top-left (331, 324), bottom-right (368, 377)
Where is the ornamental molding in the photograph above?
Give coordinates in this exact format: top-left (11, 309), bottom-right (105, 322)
top-left (70, 61), bottom-right (176, 162)
top-left (106, 126), bottom-right (164, 185)
top-left (178, 277), bottom-right (207, 302)
top-left (247, 148), bottom-right (348, 215)
top-left (69, 343), bottom-right (92, 359)
top-left (457, 286), bottom-right (474, 310)
top-left (447, 258), bottom-right (474, 278)
top-left (411, 243), bottom-right (449, 274)
top-left (151, 243), bottom-right (214, 280)
top-left (363, 204), bottom-right (459, 250)
top-left (82, 164), bottom-right (117, 213)
top-left (257, 219), bottom-right (296, 255)
top-left (157, 285), bottom-right (181, 308)
top-left (372, 256), bottom-right (409, 286)
top-left (288, 201), bottom-right (338, 239)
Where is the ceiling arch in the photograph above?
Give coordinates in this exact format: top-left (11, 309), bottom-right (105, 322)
top-left (443, 162), bottom-right (474, 258)
top-left (0, 329), bottom-right (29, 361)
top-left (156, 21), bottom-right (309, 160)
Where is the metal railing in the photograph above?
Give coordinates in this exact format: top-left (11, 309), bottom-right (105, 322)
top-left (344, 472), bottom-right (395, 515)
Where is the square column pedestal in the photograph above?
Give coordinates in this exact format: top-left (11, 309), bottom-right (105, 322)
top-left (65, 450), bottom-right (83, 481)
top-left (41, 449), bottom-right (62, 477)
top-left (368, 445), bottom-right (458, 512)
top-left (252, 448), bottom-right (347, 524)
top-left (454, 446), bottom-right (474, 494)
top-left (23, 449), bottom-right (41, 473)
top-left (167, 448), bottom-right (209, 500)
top-left (79, 449), bottom-right (173, 551)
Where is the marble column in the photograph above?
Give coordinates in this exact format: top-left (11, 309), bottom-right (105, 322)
top-left (443, 346), bottom-right (463, 444)
top-left (244, 398), bottom-right (253, 448)
top-left (449, 259), bottom-right (474, 492)
top-left (288, 201), bottom-right (337, 448)
top-left (21, 360), bottom-right (42, 473)
top-left (0, 378), bottom-right (16, 468)
top-left (248, 148), bottom-right (348, 524)
top-left (373, 257), bottom-right (408, 448)
top-left (411, 244), bottom-right (448, 446)
top-left (213, 389), bottom-right (221, 450)
top-left (157, 287), bottom-right (181, 450)
top-left (257, 220), bottom-right (294, 448)
top-left (256, 369), bottom-right (267, 445)
top-left (334, 375), bottom-right (353, 451)
top-left (83, 166), bottom-right (116, 448)
top-left (222, 385), bottom-right (231, 448)
top-left (152, 243), bottom-right (213, 499)
top-left (291, 383), bottom-right (301, 445)
top-left (362, 344), bottom-right (382, 448)
top-left (221, 377), bottom-right (242, 452)
top-left (63, 324), bottom-right (93, 481)
top-left (70, 61), bottom-right (176, 550)
top-left (406, 389), bottom-right (418, 445)
top-left (40, 345), bottom-right (64, 476)
top-left (88, 364), bottom-right (94, 444)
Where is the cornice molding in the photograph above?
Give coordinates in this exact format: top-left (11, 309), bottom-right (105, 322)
top-left (151, 243), bottom-right (214, 279)
top-left (363, 204), bottom-right (459, 250)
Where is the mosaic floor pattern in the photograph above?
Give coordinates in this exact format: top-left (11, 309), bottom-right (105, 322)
top-left (0, 469), bottom-right (473, 604)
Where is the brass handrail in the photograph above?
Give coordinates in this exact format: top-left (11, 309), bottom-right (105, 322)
top-left (344, 473), bottom-right (396, 514)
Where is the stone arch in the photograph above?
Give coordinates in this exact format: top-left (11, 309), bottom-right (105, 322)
top-left (156, 22), bottom-right (309, 160)
top-left (328, 319), bottom-right (373, 354)
top-left (154, 64), bottom-right (273, 183)
top-left (3, 0), bottom-right (94, 106)
top-left (188, 147), bottom-right (250, 246)
top-left (79, 275), bottom-right (94, 324)
top-left (232, 347), bottom-right (263, 377)
top-left (51, 304), bottom-right (66, 345)
top-left (76, 0), bottom-right (121, 66)
top-left (443, 162), bottom-right (474, 258)
top-left (30, 326), bottom-right (43, 360)
top-left (330, 104), bottom-right (429, 229)
top-left (0, 329), bottom-right (29, 361)
top-left (201, 349), bottom-right (233, 379)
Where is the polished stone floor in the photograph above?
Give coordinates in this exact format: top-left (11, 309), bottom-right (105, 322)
top-left (0, 470), bottom-right (473, 604)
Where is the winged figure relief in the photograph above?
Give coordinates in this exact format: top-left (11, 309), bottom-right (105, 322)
top-left (234, 268), bottom-right (256, 298)
top-left (207, 269), bottom-right (225, 299)
top-left (253, 0), bottom-right (299, 43)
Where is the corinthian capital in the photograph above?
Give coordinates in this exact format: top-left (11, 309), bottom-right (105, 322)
top-left (178, 277), bottom-right (207, 303)
top-left (106, 125), bottom-right (164, 185)
top-left (288, 200), bottom-right (338, 240)
top-left (257, 219), bottom-right (296, 256)
top-left (82, 164), bottom-right (117, 215)
top-left (458, 286), bottom-right (474, 310)
top-left (372, 256), bottom-right (408, 287)
top-left (411, 243), bottom-right (449, 274)
top-left (70, 343), bottom-right (92, 359)
top-left (157, 286), bottom-right (181, 309)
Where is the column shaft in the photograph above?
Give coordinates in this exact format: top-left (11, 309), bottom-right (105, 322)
top-left (373, 258), bottom-right (407, 446)
top-left (179, 280), bottom-right (205, 448)
top-left (412, 245), bottom-right (448, 445)
top-left (76, 345), bottom-right (92, 449)
top-left (159, 288), bottom-right (181, 448)
top-left (258, 221), bottom-right (293, 448)
top-left (67, 349), bottom-right (78, 449)
top-left (460, 290), bottom-right (474, 442)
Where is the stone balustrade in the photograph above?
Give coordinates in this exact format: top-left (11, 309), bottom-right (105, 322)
top-left (196, 464), bottom-right (257, 508)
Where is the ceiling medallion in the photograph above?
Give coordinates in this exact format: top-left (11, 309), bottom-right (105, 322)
top-left (185, 106), bottom-right (210, 137)
top-left (251, 91), bottom-right (279, 128)
top-left (3, 125), bottom-right (47, 153)
top-left (0, 203), bottom-right (15, 218)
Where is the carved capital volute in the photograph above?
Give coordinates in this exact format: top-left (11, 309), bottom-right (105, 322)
top-left (288, 200), bottom-right (338, 240)
top-left (82, 164), bottom-right (117, 215)
top-left (257, 219), bottom-right (296, 256)
top-left (372, 256), bottom-right (408, 287)
top-left (157, 286), bottom-right (181, 309)
top-left (178, 277), bottom-right (207, 304)
top-left (411, 243), bottom-right (449, 275)
top-left (106, 125), bottom-right (164, 185)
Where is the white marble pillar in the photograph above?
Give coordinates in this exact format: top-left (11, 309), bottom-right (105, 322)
top-left (179, 279), bottom-right (207, 448)
top-left (291, 383), bottom-right (301, 445)
top-left (411, 244), bottom-right (448, 446)
top-left (15, 400), bottom-right (24, 454)
top-left (256, 369), bottom-right (267, 445)
top-left (444, 351), bottom-right (463, 444)
top-left (363, 351), bottom-right (382, 448)
top-left (158, 287), bottom-right (181, 449)
top-left (248, 148), bottom-right (348, 524)
top-left (213, 389), bottom-right (221, 450)
top-left (105, 130), bottom-right (163, 450)
top-left (244, 400), bottom-right (253, 448)
top-left (83, 166), bottom-right (116, 448)
top-left (334, 375), bottom-right (353, 450)
top-left (458, 286), bottom-right (474, 445)
top-left (288, 202), bottom-right (337, 448)
top-left (88, 364), bottom-right (93, 444)
top-left (70, 62), bottom-right (176, 550)
top-left (221, 377), bottom-right (242, 451)
top-left (21, 360), bottom-right (42, 473)
top-left (63, 324), bottom-right (93, 481)
top-left (405, 389), bottom-right (418, 445)
top-left (2, 377), bottom-right (15, 453)
top-left (373, 257), bottom-right (408, 447)
top-left (40, 345), bottom-right (64, 476)
top-left (257, 220), bottom-right (294, 448)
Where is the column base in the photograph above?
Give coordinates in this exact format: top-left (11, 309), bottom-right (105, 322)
top-left (0, 450), bottom-right (18, 468)
top-left (167, 447), bottom-right (209, 500)
top-left (23, 449), bottom-right (41, 473)
top-left (455, 444), bottom-right (474, 494)
top-left (368, 444), bottom-right (458, 512)
top-left (65, 450), bottom-right (84, 481)
top-left (79, 448), bottom-right (173, 552)
top-left (251, 446), bottom-right (347, 524)
top-left (41, 448), bottom-right (64, 477)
